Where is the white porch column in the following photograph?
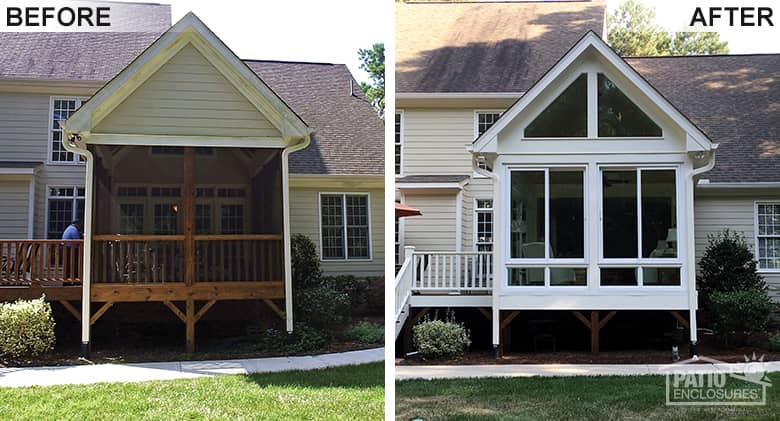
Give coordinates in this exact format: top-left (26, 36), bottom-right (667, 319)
top-left (491, 163), bottom-right (502, 355)
top-left (281, 150), bottom-right (294, 334)
top-left (685, 162), bottom-right (699, 355)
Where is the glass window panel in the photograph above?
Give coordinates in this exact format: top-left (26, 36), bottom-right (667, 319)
top-left (550, 171), bottom-right (584, 258)
top-left (153, 204), bottom-right (178, 235)
top-left (47, 199), bottom-right (73, 239)
top-left (321, 195), bottom-right (345, 259)
top-left (758, 238), bottom-right (780, 269)
top-left (641, 170), bottom-right (677, 258)
top-left (508, 267), bottom-right (545, 286)
top-left (395, 113), bottom-right (402, 175)
top-left (510, 171), bottom-right (545, 258)
top-left (525, 73), bottom-right (587, 138)
top-left (119, 204), bottom-right (144, 234)
top-left (597, 73), bottom-right (662, 137)
top-left (642, 267), bottom-right (680, 286)
top-left (346, 195), bottom-right (370, 259)
top-left (195, 204), bottom-right (211, 235)
top-left (550, 267), bottom-right (587, 286)
top-left (600, 268), bottom-right (637, 286)
top-left (602, 170), bottom-right (638, 258)
top-left (477, 112), bottom-right (501, 136)
top-left (220, 205), bottom-right (244, 234)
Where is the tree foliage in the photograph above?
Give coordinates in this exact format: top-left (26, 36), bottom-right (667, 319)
top-left (358, 43), bottom-right (385, 117)
top-left (608, 0), bottom-right (728, 56)
top-left (697, 229), bottom-right (767, 308)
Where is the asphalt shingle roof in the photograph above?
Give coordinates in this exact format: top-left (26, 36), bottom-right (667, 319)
top-left (628, 55), bottom-right (780, 183)
top-left (396, 0), bottom-right (606, 93)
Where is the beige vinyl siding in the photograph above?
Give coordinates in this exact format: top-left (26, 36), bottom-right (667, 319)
top-left (463, 178), bottom-right (494, 252)
top-left (401, 109), bottom-right (475, 175)
top-left (695, 193), bottom-right (780, 301)
top-left (289, 187), bottom-right (383, 277)
top-left (402, 191), bottom-right (458, 252)
top-left (0, 93), bottom-right (50, 161)
top-left (95, 44), bottom-right (280, 138)
top-left (0, 180), bottom-right (32, 238)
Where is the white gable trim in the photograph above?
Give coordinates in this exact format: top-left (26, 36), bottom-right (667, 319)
top-left (472, 32), bottom-right (715, 154)
top-left (64, 12), bottom-right (309, 143)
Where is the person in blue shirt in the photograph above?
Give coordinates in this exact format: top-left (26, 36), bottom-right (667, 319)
top-left (62, 220), bottom-right (82, 280)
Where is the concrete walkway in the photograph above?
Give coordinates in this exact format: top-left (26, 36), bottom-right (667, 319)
top-left (0, 347), bottom-right (384, 388)
top-left (396, 360), bottom-right (780, 380)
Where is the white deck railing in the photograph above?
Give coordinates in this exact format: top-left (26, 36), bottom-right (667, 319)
top-left (394, 246), bottom-right (415, 339)
top-left (411, 251), bottom-right (493, 292)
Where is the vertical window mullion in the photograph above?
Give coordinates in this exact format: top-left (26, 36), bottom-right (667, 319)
top-left (342, 194), bottom-right (348, 260)
top-left (544, 169), bottom-right (550, 262)
top-left (636, 169), bottom-right (642, 261)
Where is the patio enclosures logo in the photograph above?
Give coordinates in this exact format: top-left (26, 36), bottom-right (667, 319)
top-left (665, 355), bottom-right (772, 406)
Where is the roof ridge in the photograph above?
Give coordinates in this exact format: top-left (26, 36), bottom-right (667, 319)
top-left (243, 59), bottom-right (339, 66)
top-left (626, 53), bottom-right (780, 59)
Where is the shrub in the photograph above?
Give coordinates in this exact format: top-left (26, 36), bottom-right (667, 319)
top-left (413, 317), bottom-right (471, 359)
top-left (709, 289), bottom-right (773, 334)
top-left (0, 297), bottom-right (56, 358)
top-left (258, 323), bottom-right (329, 354)
top-left (698, 229), bottom-right (767, 307)
top-left (324, 275), bottom-right (369, 309)
top-left (291, 234), bottom-right (321, 289)
top-left (769, 333), bottom-right (780, 352)
top-left (347, 321), bottom-right (384, 344)
top-left (294, 286), bottom-right (351, 334)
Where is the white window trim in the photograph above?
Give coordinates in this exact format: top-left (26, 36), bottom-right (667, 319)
top-left (473, 110), bottom-right (503, 177)
top-left (755, 201), bottom-right (780, 273)
top-left (503, 166), bottom-right (589, 288)
top-left (317, 192), bottom-right (372, 262)
top-left (395, 110), bottom-right (404, 177)
top-left (473, 197), bottom-right (494, 251)
top-left (45, 184), bottom-right (85, 239)
top-left (48, 96), bottom-right (88, 165)
top-left (597, 165), bottom-right (685, 289)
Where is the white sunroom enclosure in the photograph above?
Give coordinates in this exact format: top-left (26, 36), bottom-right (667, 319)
top-left (469, 32), bottom-right (717, 353)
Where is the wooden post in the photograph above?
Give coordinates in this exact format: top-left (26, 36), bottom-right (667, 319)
top-left (183, 147), bottom-right (195, 287)
top-left (590, 311), bottom-right (599, 353)
top-left (186, 299), bottom-right (195, 353)
top-left (499, 310), bottom-right (520, 356)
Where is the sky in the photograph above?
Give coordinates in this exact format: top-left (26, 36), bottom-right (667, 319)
top-left (607, 0), bottom-right (780, 54)
top-left (110, 0), bottom-right (389, 83)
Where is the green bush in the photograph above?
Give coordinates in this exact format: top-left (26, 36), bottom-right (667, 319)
top-left (709, 289), bottom-right (773, 334)
top-left (291, 234), bottom-right (321, 289)
top-left (0, 297), bottom-right (56, 358)
top-left (413, 317), bottom-right (471, 359)
top-left (258, 324), bottom-right (329, 354)
top-left (295, 286), bottom-right (351, 334)
top-left (347, 321), bottom-right (384, 344)
top-left (698, 229), bottom-right (767, 307)
top-left (769, 333), bottom-right (780, 352)
top-left (324, 275), bottom-right (369, 308)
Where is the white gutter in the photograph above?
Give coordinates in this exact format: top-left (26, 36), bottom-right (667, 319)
top-left (281, 134), bottom-right (312, 334)
top-left (396, 92), bottom-right (524, 99)
top-left (61, 131), bottom-right (94, 357)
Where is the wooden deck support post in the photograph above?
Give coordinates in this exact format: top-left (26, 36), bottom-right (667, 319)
top-left (573, 310), bottom-right (617, 353)
top-left (498, 310), bottom-right (520, 357)
top-left (183, 147), bottom-right (196, 353)
top-left (186, 299), bottom-right (195, 353)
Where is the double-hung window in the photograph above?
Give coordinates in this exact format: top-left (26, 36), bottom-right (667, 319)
top-left (756, 203), bottom-right (780, 270)
top-left (320, 193), bottom-right (371, 260)
top-left (475, 111), bottom-right (501, 171)
top-left (475, 199), bottom-right (493, 252)
top-left (508, 168), bottom-right (586, 286)
top-left (600, 168), bottom-right (680, 286)
top-left (47, 187), bottom-right (85, 239)
top-left (50, 98), bottom-right (87, 163)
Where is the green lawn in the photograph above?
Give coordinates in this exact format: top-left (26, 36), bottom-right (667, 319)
top-left (397, 372), bottom-right (780, 421)
top-left (0, 363), bottom-right (383, 420)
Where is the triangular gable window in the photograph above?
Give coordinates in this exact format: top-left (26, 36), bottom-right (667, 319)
top-left (597, 73), bottom-right (661, 137)
top-left (524, 73), bottom-right (587, 138)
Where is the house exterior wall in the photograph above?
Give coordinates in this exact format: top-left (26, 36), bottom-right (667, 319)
top-left (95, 44), bottom-right (280, 138)
top-left (0, 179), bottom-right (32, 238)
top-left (401, 191), bottom-right (458, 253)
top-left (288, 187), bottom-right (384, 277)
top-left (399, 109), bottom-right (474, 175)
top-left (694, 191), bottom-right (780, 301)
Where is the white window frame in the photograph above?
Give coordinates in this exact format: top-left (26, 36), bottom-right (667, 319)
top-left (473, 198), bottom-right (494, 252)
top-left (48, 96), bottom-right (88, 165)
top-left (45, 185), bottom-right (85, 239)
top-left (755, 201), bottom-right (780, 273)
top-left (318, 192), bottom-right (372, 261)
top-left (395, 110), bottom-right (403, 176)
top-left (473, 110), bottom-right (503, 175)
top-left (597, 165), bottom-right (684, 289)
top-left (504, 166), bottom-right (588, 288)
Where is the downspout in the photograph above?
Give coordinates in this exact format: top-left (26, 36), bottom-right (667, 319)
top-left (281, 133), bottom-right (311, 335)
top-left (62, 131), bottom-right (94, 359)
top-left (471, 149), bottom-right (502, 357)
top-left (686, 146), bottom-right (717, 358)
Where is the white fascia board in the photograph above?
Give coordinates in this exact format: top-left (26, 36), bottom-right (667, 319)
top-left (396, 182), bottom-right (464, 190)
top-left (86, 133), bottom-right (287, 148)
top-left (396, 92), bottom-right (524, 99)
top-left (697, 180), bottom-right (780, 189)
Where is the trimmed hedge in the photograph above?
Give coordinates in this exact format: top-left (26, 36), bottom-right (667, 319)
top-left (709, 289), bottom-right (773, 334)
top-left (0, 297), bottom-right (55, 358)
top-left (413, 317), bottom-right (471, 359)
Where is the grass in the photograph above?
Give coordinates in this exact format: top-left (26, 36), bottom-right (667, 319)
top-left (0, 362), bottom-right (383, 420)
top-left (397, 372), bottom-right (780, 420)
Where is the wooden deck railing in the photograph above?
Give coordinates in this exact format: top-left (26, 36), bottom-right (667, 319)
top-left (92, 234), bottom-right (282, 284)
top-left (195, 234), bottom-right (282, 282)
top-left (0, 240), bottom-right (83, 286)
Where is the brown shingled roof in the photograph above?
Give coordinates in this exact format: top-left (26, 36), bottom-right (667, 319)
top-left (396, 0), bottom-right (606, 93)
top-left (628, 55), bottom-right (780, 183)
